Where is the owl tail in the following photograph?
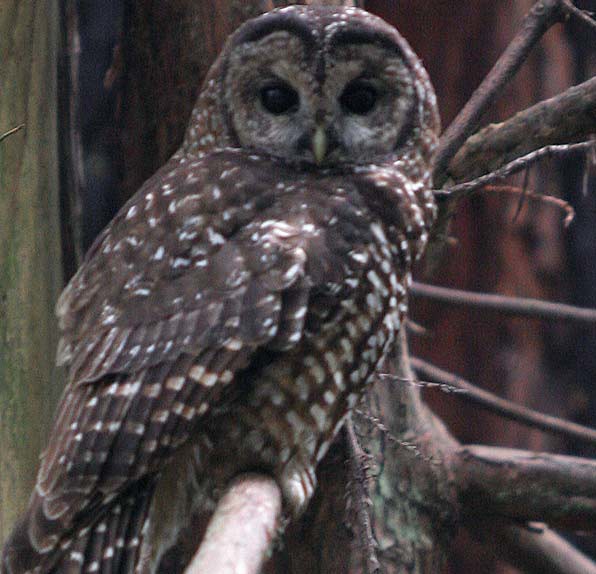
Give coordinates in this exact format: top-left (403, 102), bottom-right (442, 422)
top-left (1, 511), bottom-right (44, 574)
top-left (1, 477), bottom-right (156, 574)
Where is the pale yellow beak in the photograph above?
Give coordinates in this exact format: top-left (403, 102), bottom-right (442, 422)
top-left (312, 126), bottom-right (327, 165)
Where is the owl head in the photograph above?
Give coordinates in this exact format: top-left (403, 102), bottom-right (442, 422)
top-left (182, 6), bottom-right (440, 169)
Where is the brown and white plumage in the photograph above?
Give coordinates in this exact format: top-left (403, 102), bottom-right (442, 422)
top-left (2, 6), bottom-right (439, 574)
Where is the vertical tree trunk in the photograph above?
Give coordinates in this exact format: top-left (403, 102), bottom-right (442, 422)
top-left (0, 0), bottom-right (64, 544)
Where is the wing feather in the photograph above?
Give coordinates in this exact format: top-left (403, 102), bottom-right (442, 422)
top-left (16, 150), bottom-right (377, 572)
top-left (34, 173), bottom-right (294, 561)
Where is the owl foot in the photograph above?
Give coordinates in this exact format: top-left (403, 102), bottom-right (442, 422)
top-left (279, 457), bottom-right (318, 518)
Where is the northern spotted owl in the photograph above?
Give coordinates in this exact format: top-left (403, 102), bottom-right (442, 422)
top-left (2, 6), bottom-right (439, 574)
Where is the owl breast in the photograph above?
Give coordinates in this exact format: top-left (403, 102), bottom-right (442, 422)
top-left (183, 156), bottom-right (424, 514)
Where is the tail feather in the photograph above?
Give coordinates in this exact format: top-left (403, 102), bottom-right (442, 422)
top-left (1, 511), bottom-right (47, 574)
top-left (1, 478), bottom-right (155, 574)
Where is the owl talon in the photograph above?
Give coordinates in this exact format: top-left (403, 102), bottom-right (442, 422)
top-left (279, 458), bottom-right (318, 518)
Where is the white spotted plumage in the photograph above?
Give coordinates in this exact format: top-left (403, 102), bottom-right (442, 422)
top-left (2, 6), bottom-right (439, 574)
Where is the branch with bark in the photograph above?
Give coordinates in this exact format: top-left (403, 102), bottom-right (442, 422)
top-left (455, 445), bottom-right (596, 530)
top-left (491, 523), bottom-right (596, 574)
top-left (409, 357), bottom-right (596, 446)
top-left (185, 475), bottom-right (282, 574)
top-left (411, 281), bottom-right (596, 324)
top-left (446, 77), bottom-right (596, 183)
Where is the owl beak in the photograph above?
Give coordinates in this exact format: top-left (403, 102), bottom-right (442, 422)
top-left (312, 127), bottom-right (328, 165)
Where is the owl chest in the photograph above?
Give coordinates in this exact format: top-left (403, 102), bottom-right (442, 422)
top-left (307, 218), bottom-right (406, 374)
top-left (269, 225), bottom-right (406, 453)
top-left (189, 223), bottom-right (406, 503)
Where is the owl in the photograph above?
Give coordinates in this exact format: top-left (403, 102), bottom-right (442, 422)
top-left (2, 6), bottom-right (439, 574)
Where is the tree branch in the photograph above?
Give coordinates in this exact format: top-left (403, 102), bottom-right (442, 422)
top-left (561, 0), bottom-right (596, 32)
top-left (455, 445), bottom-right (596, 529)
top-left (447, 77), bottom-right (596, 182)
top-left (0, 123), bottom-right (25, 143)
top-left (411, 281), bottom-right (596, 324)
top-left (433, 0), bottom-right (569, 185)
top-left (491, 523), bottom-right (596, 574)
top-left (410, 357), bottom-right (596, 446)
top-left (184, 474), bottom-right (282, 574)
top-left (438, 141), bottom-right (594, 207)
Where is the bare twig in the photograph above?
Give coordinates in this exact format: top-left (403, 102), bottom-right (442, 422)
top-left (354, 407), bottom-right (440, 465)
top-left (411, 281), bottom-right (596, 324)
top-left (0, 124), bottom-right (25, 142)
top-left (483, 185), bottom-right (575, 227)
top-left (410, 357), bottom-right (596, 446)
top-left (345, 420), bottom-right (380, 574)
top-left (562, 0), bottom-right (596, 31)
top-left (456, 445), bottom-right (596, 529)
top-left (513, 167), bottom-right (531, 222)
top-left (447, 77), bottom-right (596, 182)
top-left (496, 523), bottom-right (596, 574)
top-left (437, 140), bottom-right (594, 206)
top-left (433, 0), bottom-right (568, 185)
top-left (377, 372), bottom-right (463, 395)
top-left (582, 145), bottom-right (595, 196)
top-left (184, 474), bottom-right (282, 574)
top-left (405, 318), bottom-right (432, 338)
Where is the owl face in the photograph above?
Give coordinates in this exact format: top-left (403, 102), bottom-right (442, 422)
top-left (194, 6), bottom-right (435, 168)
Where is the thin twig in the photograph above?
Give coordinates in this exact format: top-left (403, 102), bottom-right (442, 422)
top-left (411, 281), bottom-right (596, 324)
top-left (377, 372), bottom-right (464, 395)
top-left (184, 474), bottom-right (281, 574)
top-left (436, 140), bottom-right (594, 207)
top-left (562, 0), bottom-right (596, 31)
top-left (405, 318), bottom-right (432, 338)
top-left (0, 124), bottom-right (25, 143)
top-left (345, 419), bottom-right (381, 574)
top-left (582, 146), bottom-right (594, 196)
top-left (354, 407), bottom-right (440, 465)
top-left (433, 0), bottom-right (568, 185)
top-left (513, 168), bottom-right (531, 222)
top-left (410, 357), bottom-right (596, 446)
top-left (482, 185), bottom-right (575, 227)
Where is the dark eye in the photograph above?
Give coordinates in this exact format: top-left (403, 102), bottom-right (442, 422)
top-left (260, 82), bottom-right (299, 115)
top-left (340, 81), bottom-right (378, 115)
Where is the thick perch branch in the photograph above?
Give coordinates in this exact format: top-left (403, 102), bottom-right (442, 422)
top-left (455, 445), bottom-right (596, 529)
top-left (447, 77), bottom-right (596, 182)
top-left (184, 474), bottom-right (282, 574)
top-left (494, 523), bottom-right (596, 574)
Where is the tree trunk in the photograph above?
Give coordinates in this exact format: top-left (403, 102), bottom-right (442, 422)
top-left (0, 0), bottom-right (64, 545)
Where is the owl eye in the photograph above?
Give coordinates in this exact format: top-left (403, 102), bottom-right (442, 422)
top-left (340, 80), bottom-right (378, 115)
top-left (260, 82), bottom-right (299, 115)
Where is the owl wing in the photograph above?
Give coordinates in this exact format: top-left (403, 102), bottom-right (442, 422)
top-left (4, 150), bottom-right (367, 573)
